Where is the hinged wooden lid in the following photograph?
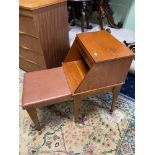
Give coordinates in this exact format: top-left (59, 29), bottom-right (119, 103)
top-left (19, 0), bottom-right (66, 10)
top-left (76, 30), bottom-right (134, 63)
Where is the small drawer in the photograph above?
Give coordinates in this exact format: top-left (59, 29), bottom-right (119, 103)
top-left (76, 40), bottom-right (94, 68)
top-left (19, 14), bottom-right (38, 37)
top-left (19, 56), bottom-right (46, 72)
top-left (19, 33), bottom-right (43, 55)
top-left (19, 47), bottom-right (46, 67)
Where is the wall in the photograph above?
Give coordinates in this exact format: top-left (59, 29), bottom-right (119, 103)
top-left (123, 0), bottom-right (135, 30)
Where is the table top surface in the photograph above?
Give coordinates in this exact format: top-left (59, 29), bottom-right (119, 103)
top-left (19, 0), bottom-right (67, 10)
top-left (77, 30), bottom-right (134, 63)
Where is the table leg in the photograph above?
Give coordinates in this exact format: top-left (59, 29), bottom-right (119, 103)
top-left (70, 7), bottom-right (76, 26)
top-left (100, 0), bottom-right (122, 28)
top-left (110, 85), bottom-right (122, 112)
top-left (81, 1), bottom-right (87, 32)
top-left (98, 4), bottom-right (104, 29)
top-left (73, 96), bottom-right (82, 122)
top-left (26, 108), bottom-right (41, 130)
top-left (86, 2), bottom-right (93, 29)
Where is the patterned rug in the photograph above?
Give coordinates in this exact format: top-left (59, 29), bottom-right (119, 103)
top-left (19, 69), bottom-right (135, 155)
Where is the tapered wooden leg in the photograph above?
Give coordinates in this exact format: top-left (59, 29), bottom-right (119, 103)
top-left (81, 2), bottom-right (87, 32)
top-left (110, 85), bottom-right (122, 112)
top-left (26, 108), bottom-right (41, 130)
top-left (73, 96), bottom-right (82, 122)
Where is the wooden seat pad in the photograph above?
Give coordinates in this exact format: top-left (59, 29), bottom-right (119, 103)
top-left (22, 67), bottom-right (72, 109)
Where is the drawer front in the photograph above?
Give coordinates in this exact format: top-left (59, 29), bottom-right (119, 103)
top-left (19, 8), bottom-right (33, 17)
top-left (76, 40), bottom-right (94, 68)
top-left (19, 47), bottom-right (46, 67)
top-left (19, 33), bottom-right (43, 55)
top-left (19, 14), bottom-right (38, 37)
top-left (19, 56), bottom-right (46, 72)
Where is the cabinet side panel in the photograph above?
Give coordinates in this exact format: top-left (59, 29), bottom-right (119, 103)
top-left (33, 2), bottom-right (69, 68)
top-left (76, 57), bottom-right (133, 93)
top-left (64, 40), bottom-right (82, 62)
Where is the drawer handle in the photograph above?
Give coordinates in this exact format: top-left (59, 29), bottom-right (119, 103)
top-left (20, 45), bottom-right (33, 51)
top-left (19, 31), bottom-right (38, 39)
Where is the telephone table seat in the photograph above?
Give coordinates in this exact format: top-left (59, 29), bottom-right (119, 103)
top-left (22, 67), bottom-right (72, 109)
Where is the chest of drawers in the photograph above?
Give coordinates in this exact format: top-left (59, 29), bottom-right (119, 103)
top-left (19, 0), bottom-right (69, 71)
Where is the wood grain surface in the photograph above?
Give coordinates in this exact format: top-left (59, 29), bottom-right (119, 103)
top-left (33, 2), bottom-right (69, 68)
top-left (75, 57), bottom-right (133, 93)
top-left (63, 60), bottom-right (88, 93)
top-left (19, 1), bottom-right (69, 71)
top-left (77, 30), bottom-right (134, 63)
top-left (19, 0), bottom-right (67, 10)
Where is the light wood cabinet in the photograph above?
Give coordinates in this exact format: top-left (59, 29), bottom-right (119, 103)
top-left (19, 0), bottom-right (69, 71)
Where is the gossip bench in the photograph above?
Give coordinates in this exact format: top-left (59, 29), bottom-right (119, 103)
top-left (22, 30), bottom-right (134, 130)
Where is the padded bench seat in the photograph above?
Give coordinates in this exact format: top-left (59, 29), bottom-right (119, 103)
top-left (22, 67), bottom-right (72, 109)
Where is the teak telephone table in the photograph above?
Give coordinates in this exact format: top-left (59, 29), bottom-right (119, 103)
top-left (22, 30), bottom-right (134, 130)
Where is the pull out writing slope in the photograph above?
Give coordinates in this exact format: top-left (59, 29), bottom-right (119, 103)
top-left (22, 30), bottom-right (134, 130)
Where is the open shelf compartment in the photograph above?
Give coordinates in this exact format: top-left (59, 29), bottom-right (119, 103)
top-left (62, 39), bottom-right (93, 94)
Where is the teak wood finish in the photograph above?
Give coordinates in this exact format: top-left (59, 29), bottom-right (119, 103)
top-left (22, 30), bottom-right (134, 130)
top-left (19, 0), bottom-right (69, 72)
